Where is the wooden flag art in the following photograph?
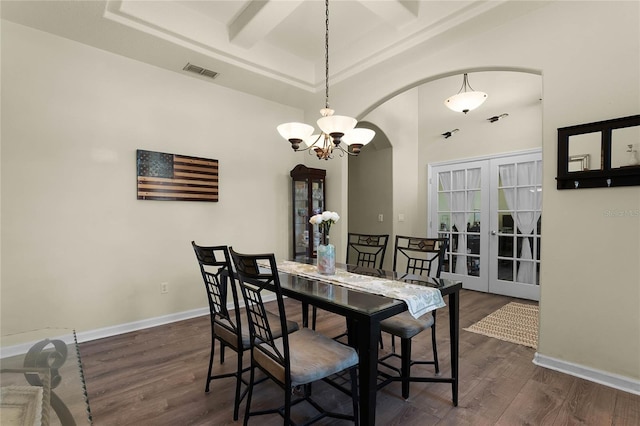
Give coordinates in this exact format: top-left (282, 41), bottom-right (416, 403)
top-left (136, 149), bottom-right (219, 202)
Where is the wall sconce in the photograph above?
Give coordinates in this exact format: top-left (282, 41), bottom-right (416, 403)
top-left (488, 113), bottom-right (509, 123)
top-left (441, 129), bottom-right (459, 139)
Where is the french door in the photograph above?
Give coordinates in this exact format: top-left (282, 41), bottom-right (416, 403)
top-left (429, 150), bottom-right (542, 300)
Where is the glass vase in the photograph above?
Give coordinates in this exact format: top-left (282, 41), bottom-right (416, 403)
top-left (317, 243), bottom-right (336, 275)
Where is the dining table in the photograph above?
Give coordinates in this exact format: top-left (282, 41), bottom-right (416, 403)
top-left (272, 259), bottom-right (463, 426)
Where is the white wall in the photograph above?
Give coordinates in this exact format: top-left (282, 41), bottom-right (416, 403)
top-left (1, 21), bottom-right (301, 336)
top-left (328, 1), bottom-right (639, 382)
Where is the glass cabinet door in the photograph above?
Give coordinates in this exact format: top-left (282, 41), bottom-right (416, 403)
top-left (293, 179), bottom-right (309, 258)
top-left (290, 165), bottom-right (326, 258)
top-left (311, 179), bottom-right (324, 253)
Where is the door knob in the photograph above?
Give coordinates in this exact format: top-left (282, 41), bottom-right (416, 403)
top-left (490, 230), bottom-right (497, 235)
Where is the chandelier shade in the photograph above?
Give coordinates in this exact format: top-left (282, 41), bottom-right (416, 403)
top-left (444, 73), bottom-right (487, 114)
top-left (276, 0), bottom-right (374, 160)
top-left (317, 115), bottom-right (357, 138)
top-left (342, 128), bottom-right (375, 153)
top-left (277, 122), bottom-right (315, 150)
top-left (277, 122), bottom-right (314, 140)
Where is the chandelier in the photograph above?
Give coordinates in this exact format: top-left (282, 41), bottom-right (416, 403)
top-left (444, 73), bottom-right (488, 114)
top-left (277, 0), bottom-right (375, 160)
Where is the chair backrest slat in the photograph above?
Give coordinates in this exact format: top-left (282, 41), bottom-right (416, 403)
top-left (393, 236), bottom-right (448, 278)
top-left (229, 249), bottom-right (290, 378)
top-left (346, 233), bottom-right (390, 269)
top-left (192, 242), bottom-right (241, 339)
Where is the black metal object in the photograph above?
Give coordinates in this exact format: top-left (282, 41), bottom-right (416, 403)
top-left (377, 237), bottom-right (449, 398)
top-left (191, 242), bottom-right (248, 421)
top-left (346, 233), bottom-right (390, 269)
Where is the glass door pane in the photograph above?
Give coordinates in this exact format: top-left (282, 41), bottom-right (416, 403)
top-left (311, 179), bottom-right (324, 254)
top-left (432, 162), bottom-right (488, 293)
top-left (490, 153), bottom-right (542, 300)
top-left (293, 180), bottom-right (309, 258)
top-left (430, 151), bottom-right (541, 300)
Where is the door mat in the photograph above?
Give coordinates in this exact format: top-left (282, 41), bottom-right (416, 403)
top-left (464, 302), bottom-right (538, 349)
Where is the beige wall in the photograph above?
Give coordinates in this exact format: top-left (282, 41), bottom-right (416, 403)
top-left (327, 1), bottom-right (639, 382)
top-left (347, 144), bottom-right (393, 269)
top-left (0, 21), bottom-right (301, 336)
top-left (2, 1), bottom-right (639, 387)
top-left (361, 90), bottom-right (422, 239)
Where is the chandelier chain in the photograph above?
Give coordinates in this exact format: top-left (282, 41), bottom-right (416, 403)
top-left (325, 0), bottom-right (330, 109)
top-left (277, 0), bottom-right (374, 159)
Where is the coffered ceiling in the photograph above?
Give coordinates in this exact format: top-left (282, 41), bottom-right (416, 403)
top-left (1, 1), bottom-right (545, 108)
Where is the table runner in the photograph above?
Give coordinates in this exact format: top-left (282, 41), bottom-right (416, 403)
top-left (276, 260), bottom-right (445, 318)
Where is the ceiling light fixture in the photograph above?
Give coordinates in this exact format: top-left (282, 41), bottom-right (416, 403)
top-left (444, 73), bottom-right (487, 114)
top-left (277, 0), bottom-right (374, 160)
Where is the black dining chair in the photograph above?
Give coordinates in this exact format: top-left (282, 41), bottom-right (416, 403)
top-left (191, 242), bottom-right (299, 421)
top-left (346, 233), bottom-right (390, 269)
top-left (378, 236), bottom-right (448, 399)
top-left (310, 232), bottom-right (390, 332)
top-left (229, 248), bottom-right (360, 426)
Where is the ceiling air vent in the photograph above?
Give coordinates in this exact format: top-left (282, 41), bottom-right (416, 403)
top-left (183, 63), bottom-right (218, 80)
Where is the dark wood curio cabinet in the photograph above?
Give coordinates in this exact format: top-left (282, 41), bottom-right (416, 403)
top-left (291, 164), bottom-right (326, 259)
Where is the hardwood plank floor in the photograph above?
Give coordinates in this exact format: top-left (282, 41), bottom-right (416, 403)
top-left (79, 290), bottom-right (640, 425)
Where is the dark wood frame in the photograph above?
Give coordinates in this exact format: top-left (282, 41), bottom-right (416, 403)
top-left (556, 115), bottom-right (640, 189)
top-left (290, 164), bottom-right (326, 258)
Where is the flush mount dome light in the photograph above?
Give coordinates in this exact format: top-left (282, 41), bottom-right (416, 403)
top-left (444, 73), bottom-right (488, 114)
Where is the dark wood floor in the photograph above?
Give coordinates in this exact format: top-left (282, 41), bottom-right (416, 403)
top-left (79, 290), bottom-right (640, 425)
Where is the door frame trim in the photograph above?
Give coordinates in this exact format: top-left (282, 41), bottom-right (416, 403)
top-left (427, 148), bottom-right (542, 297)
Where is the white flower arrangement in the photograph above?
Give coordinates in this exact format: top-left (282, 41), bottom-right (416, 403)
top-left (309, 211), bottom-right (340, 244)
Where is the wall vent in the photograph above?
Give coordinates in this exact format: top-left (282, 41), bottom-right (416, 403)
top-left (183, 63), bottom-right (218, 80)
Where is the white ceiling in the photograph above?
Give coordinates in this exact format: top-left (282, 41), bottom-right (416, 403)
top-left (1, 0), bottom-right (543, 110)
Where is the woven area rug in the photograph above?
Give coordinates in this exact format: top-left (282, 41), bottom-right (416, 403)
top-left (464, 302), bottom-right (538, 349)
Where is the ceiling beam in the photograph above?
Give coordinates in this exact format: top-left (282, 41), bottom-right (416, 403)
top-left (357, 0), bottom-right (418, 27)
top-left (228, 0), bottom-right (304, 48)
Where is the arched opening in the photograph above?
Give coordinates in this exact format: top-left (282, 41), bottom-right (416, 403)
top-left (348, 69), bottom-right (543, 273)
top-left (348, 122), bottom-right (393, 268)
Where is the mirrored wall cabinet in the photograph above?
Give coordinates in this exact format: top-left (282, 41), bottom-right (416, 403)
top-left (557, 115), bottom-right (640, 189)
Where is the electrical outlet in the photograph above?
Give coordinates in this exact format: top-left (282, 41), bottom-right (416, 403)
top-left (160, 282), bottom-right (169, 294)
top-left (378, 214), bottom-right (383, 222)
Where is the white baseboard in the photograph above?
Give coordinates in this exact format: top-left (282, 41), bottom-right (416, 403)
top-left (1, 293), bottom-right (278, 359)
top-left (533, 352), bottom-right (640, 396)
top-left (75, 307), bottom-right (210, 344)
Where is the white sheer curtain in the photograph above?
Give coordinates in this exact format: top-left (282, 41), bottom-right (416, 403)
top-left (499, 162), bottom-right (542, 283)
top-left (439, 169), bottom-right (481, 275)
top-left (466, 169), bottom-right (482, 224)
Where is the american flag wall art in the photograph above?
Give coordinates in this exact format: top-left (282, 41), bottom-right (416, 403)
top-left (136, 149), bottom-right (219, 202)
